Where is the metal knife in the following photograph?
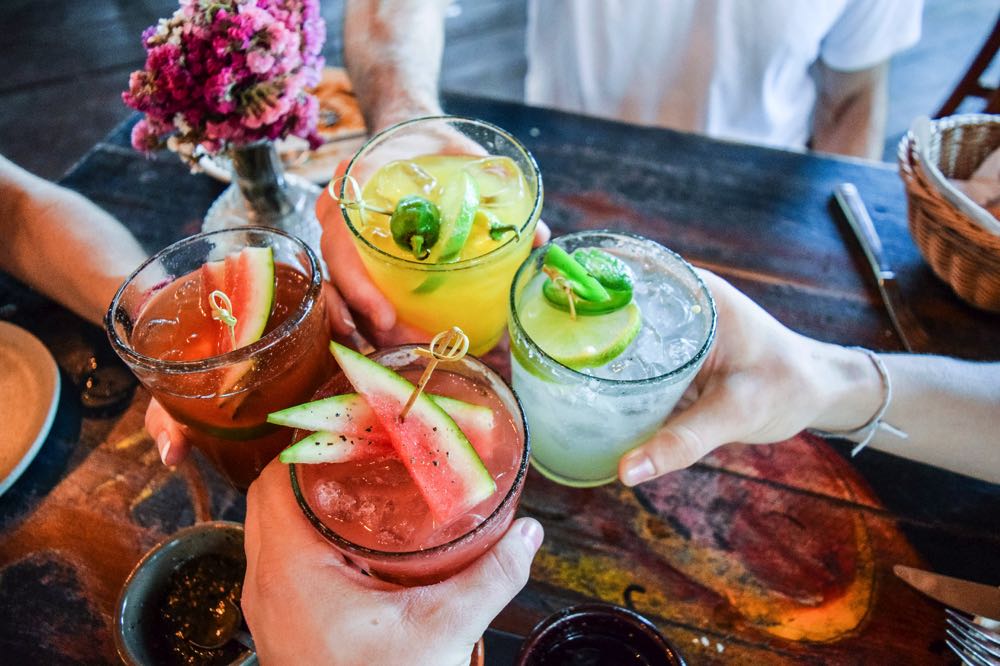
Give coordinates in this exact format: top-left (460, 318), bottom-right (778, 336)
top-left (894, 565), bottom-right (1000, 620)
top-left (833, 183), bottom-right (932, 353)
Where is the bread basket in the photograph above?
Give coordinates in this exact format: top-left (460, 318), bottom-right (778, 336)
top-left (897, 114), bottom-right (1000, 312)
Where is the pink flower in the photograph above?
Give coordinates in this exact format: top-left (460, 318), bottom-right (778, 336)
top-left (238, 5), bottom-right (272, 32)
top-left (131, 118), bottom-right (165, 153)
top-left (247, 50), bottom-right (275, 74)
top-left (123, 0), bottom-right (326, 157)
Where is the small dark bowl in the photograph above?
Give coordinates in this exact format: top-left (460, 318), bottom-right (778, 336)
top-left (516, 603), bottom-right (686, 666)
top-left (115, 521), bottom-right (254, 666)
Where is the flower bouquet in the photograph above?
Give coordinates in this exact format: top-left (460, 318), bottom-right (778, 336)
top-left (124, 0), bottom-right (327, 238)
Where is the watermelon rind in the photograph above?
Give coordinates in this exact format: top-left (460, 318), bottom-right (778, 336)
top-left (228, 246), bottom-right (275, 349)
top-left (279, 431), bottom-right (394, 464)
top-left (328, 342), bottom-right (496, 525)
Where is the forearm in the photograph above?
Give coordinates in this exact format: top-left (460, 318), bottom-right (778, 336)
top-left (0, 157), bottom-right (147, 326)
top-left (811, 346), bottom-right (1000, 483)
top-left (876, 355), bottom-right (1000, 483)
top-left (344, 0), bottom-right (450, 133)
top-left (812, 63), bottom-right (888, 160)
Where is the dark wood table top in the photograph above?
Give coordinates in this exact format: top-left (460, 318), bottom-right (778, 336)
top-left (1, 94), bottom-right (998, 664)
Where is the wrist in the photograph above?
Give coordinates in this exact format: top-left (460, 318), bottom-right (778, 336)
top-left (369, 97), bottom-right (443, 134)
top-left (807, 344), bottom-right (884, 432)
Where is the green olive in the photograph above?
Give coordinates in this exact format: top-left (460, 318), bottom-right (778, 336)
top-left (390, 195), bottom-right (441, 260)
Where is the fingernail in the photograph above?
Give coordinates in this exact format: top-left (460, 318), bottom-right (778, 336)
top-left (156, 432), bottom-right (172, 465)
top-left (621, 454), bottom-right (655, 486)
top-left (520, 518), bottom-right (544, 551)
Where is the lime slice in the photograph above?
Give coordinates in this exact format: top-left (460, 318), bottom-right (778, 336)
top-left (519, 288), bottom-right (642, 369)
top-left (431, 171), bottom-right (479, 262)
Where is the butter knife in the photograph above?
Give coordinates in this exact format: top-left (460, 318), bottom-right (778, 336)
top-left (894, 565), bottom-right (1000, 621)
top-left (833, 183), bottom-right (932, 353)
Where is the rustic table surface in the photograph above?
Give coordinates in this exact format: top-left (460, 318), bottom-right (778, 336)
top-left (1, 94), bottom-right (997, 665)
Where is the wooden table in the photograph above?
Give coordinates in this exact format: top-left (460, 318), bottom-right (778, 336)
top-left (1, 95), bottom-right (998, 664)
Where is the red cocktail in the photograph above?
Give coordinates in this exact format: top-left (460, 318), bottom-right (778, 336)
top-left (107, 228), bottom-right (332, 490)
top-left (287, 345), bottom-right (529, 586)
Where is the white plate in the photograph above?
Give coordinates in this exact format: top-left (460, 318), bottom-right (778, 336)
top-left (0, 321), bottom-right (60, 496)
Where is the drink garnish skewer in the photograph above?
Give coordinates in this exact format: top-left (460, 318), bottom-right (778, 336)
top-left (209, 290), bottom-right (239, 349)
top-left (400, 327), bottom-right (469, 420)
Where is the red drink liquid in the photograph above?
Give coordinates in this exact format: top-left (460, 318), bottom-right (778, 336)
top-left (292, 347), bottom-right (529, 586)
top-left (127, 262), bottom-right (331, 490)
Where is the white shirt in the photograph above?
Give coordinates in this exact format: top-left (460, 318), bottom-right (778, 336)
top-left (525, 0), bottom-right (922, 149)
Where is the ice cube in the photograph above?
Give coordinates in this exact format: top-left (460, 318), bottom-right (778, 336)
top-left (372, 160), bottom-right (438, 204)
top-left (439, 512), bottom-right (486, 542)
top-left (314, 481), bottom-right (357, 522)
top-left (375, 519), bottom-right (416, 547)
top-left (465, 156), bottom-right (523, 205)
top-left (356, 498), bottom-right (378, 523)
top-left (667, 338), bottom-right (699, 367)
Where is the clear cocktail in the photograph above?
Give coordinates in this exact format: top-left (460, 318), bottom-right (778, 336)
top-left (107, 228), bottom-right (332, 490)
top-left (329, 116), bottom-right (543, 354)
top-left (284, 344), bottom-right (529, 585)
top-left (508, 231), bottom-right (716, 487)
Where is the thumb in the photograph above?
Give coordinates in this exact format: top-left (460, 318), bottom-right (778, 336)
top-left (428, 518), bottom-right (543, 638)
top-left (619, 386), bottom-right (741, 486)
top-left (318, 161), bottom-right (397, 332)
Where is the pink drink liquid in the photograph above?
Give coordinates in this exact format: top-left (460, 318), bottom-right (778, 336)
top-left (297, 367), bottom-right (525, 585)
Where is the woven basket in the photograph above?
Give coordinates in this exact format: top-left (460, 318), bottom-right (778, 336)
top-left (897, 114), bottom-right (1000, 312)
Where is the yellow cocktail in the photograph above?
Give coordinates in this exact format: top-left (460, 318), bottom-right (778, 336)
top-left (337, 117), bottom-right (542, 354)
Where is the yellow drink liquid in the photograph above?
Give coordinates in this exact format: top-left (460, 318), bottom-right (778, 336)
top-left (353, 154), bottom-right (539, 353)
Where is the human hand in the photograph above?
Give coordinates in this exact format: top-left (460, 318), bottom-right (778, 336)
top-left (146, 397), bottom-right (191, 466)
top-left (242, 459), bottom-right (544, 666)
top-left (618, 270), bottom-right (882, 486)
top-left (318, 160), bottom-right (550, 348)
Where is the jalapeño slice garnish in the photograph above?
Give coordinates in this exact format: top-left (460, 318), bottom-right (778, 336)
top-left (542, 247), bottom-right (634, 315)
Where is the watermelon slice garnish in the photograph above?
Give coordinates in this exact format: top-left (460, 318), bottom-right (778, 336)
top-left (279, 431), bottom-right (395, 464)
top-left (327, 342), bottom-right (496, 525)
top-left (200, 246), bottom-right (275, 355)
top-left (272, 392), bottom-right (497, 463)
top-left (268, 392), bottom-right (494, 443)
top-left (200, 246), bottom-right (275, 392)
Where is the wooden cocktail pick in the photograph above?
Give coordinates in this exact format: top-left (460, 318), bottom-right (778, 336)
top-left (542, 266), bottom-right (577, 319)
top-left (399, 327), bottom-right (470, 420)
top-left (209, 290), bottom-right (238, 349)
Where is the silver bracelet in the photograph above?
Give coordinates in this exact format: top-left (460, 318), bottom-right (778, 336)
top-left (811, 347), bottom-right (908, 456)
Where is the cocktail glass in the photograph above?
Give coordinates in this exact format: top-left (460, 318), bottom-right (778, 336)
top-left (107, 228), bottom-right (332, 491)
top-left (508, 231), bottom-right (717, 487)
top-left (330, 116), bottom-right (543, 355)
top-left (290, 345), bottom-right (530, 586)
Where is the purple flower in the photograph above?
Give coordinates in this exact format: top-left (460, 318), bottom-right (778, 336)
top-left (123, 0), bottom-right (326, 158)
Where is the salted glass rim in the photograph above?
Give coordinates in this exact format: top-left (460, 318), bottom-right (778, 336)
top-left (289, 344), bottom-right (531, 561)
top-left (105, 227), bottom-right (323, 374)
top-left (336, 115), bottom-right (543, 272)
top-left (509, 229), bottom-right (718, 387)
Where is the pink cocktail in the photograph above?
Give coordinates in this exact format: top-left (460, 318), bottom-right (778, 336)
top-left (289, 346), bottom-right (529, 586)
